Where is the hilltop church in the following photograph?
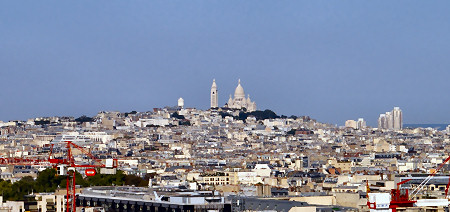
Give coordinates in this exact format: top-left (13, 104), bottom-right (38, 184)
top-left (210, 79), bottom-right (257, 112)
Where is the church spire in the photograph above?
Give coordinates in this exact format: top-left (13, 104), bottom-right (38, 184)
top-left (210, 79), bottom-right (218, 108)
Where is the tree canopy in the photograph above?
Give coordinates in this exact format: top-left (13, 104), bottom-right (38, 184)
top-left (0, 168), bottom-right (149, 201)
top-left (125, 111), bottom-right (137, 117)
top-left (75, 115), bottom-right (94, 123)
top-left (238, 109), bottom-right (280, 121)
top-left (171, 112), bottom-right (185, 119)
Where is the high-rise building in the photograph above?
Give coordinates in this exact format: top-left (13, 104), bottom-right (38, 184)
top-left (346, 118), bottom-right (366, 129)
top-left (356, 118), bottom-right (366, 129)
top-left (378, 107), bottom-right (402, 130)
top-left (378, 114), bottom-right (386, 129)
top-left (345, 120), bottom-right (357, 129)
top-left (393, 107), bottom-right (402, 130)
top-left (385, 112), bottom-right (394, 130)
top-left (210, 79), bottom-right (218, 108)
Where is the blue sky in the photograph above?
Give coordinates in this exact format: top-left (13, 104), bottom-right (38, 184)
top-left (1, 1), bottom-right (450, 126)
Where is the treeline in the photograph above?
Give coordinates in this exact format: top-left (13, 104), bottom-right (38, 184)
top-left (219, 109), bottom-right (279, 121)
top-left (219, 109), bottom-right (306, 122)
top-left (75, 115), bottom-right (94, 123)
top-left (0, 169), bottom-right (153, 201)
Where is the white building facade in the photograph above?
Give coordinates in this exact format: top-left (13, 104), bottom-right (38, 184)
top-left (226, 79), bottom-right (257, 112)
top-left (378, 107), bottom-right (402, 130)
top-left (210, 79), bottom-right (218, 108)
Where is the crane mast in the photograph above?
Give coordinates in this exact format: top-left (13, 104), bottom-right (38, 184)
top-left (0, 140), bottom-right (118, 212)
top-left (367, 154), bottom-right (450, 212)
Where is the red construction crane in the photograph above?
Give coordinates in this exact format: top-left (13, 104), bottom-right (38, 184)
top-left (367, 154), bottom-right (450, 211)
top-left (0, 140), bottom-right (118, 212)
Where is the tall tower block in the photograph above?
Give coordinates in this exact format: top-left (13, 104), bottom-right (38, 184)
top-left (211, 79), bottom-right (218, 108)
top-left (393, 107), bottom-right (402, 130)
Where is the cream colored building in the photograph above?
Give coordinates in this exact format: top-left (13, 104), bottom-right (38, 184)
top-left (345, 120), bottom-right (357, 129)
top-left (328, 158), bottom-right (355, 172)
top-left (210, 79), bottom-right (218, 108)
top-left (226, 79), bottom-right (257, 112)
top-left (199, 172), bottom-right (234, 185)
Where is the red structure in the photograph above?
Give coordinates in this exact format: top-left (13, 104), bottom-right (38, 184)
top-left (367, 179), bottom-right (417, 211)
top-left (85, 169), bottom-right (96, 176)
top-left (368, 154), bottom-right (450, 211)
top-left (389, 179), bottom-right (417, 211)
top-left (0, 141), bottom-right (117, 212)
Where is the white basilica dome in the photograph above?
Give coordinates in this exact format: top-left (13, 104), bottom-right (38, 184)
top-left (234, 79), bottom-right (245, 98)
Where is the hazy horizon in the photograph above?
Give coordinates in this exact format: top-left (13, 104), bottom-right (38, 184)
top-left (2, 1), bottom-right (450, 126)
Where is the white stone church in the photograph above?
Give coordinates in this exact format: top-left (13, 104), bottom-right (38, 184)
top-left (210, 79), bottom-right (257, 112)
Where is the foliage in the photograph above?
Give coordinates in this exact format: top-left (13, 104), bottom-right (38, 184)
top-left (0, 176), bottom-right (38, 201)
top-left (171, 112), bottom-right (185, 119)
top-left (0, 180), bottom-right (16, 200)
top-left (238, 109), bottom-right (280, 121)
top-left (146, 124), bottom-right (160, 128)
top-left (75, 171), bottom-right (89, 187)
top-left (34, 120), bottom-right (50, 125)
top-left (287, 129), bottom-right (296, 135)
top-left (34, 168), bottom-right (65, 192)
top-left (86, 170), bottom-right (126, 186)
top-left (75, 115), bottom-right (94, 123)
top-left (124, 174), bottom-right (147, 187)
top-left (124, 111), bottom-right (137, 117)
top-left (0, 169), bottom-right (148, 201)
top-left (14, 176), bottom-right (35, 196)
top-left (219, 112), bottom-right (233, 118)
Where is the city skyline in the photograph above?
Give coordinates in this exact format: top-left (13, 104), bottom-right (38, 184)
top-left (2, 1), bottom-right (450, 125)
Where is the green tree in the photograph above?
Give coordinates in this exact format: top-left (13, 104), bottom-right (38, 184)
top-left (35, 168), bottom-right (64, 192)
top-left (75, 171), bottom-right (89, 187)
top-left (13, 176), bottom-right (35, 197)
top-left (237, 109), bottom-right (280, 121)
top-left (0, 180), bottom-right (14, 200)
top-left (124, 175), bottom-right (143, 186)
top-left (0, 169), bottom-right (148, 201)
top-left (125, 111), bottom-right (137, 117)
top-left (87, 170), bottom-right (125, 186)
top-left (75, 115), bottom-right (94, 123)
top-left (171, 112), bottom-right (185, 119)
top-left (287, 129), bottom-right (296, 135)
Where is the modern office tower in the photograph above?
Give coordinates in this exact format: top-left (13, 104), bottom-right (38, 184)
top-left (210, 79), bottom-right (218, 108)
top-left (393, 107), bottom-right (403, 130)
top-left (357, 118), bottom-right (366, 129)
top-left (378, 114), bottom-right (386, 129)
top-left (378, 107), bottom-right (403, 130)
top-left (345, 120), bottom-right (357, 129)
top-left (385, 112), bottom-right (394, 130)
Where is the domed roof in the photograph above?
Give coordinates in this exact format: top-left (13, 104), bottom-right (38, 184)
top-left (234, 79), bottom-right (245, 98)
